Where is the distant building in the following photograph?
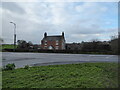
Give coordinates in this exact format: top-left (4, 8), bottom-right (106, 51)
top-left (41, 32), bottom-right (65, 50)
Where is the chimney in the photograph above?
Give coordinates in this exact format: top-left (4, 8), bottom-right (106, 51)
top-left (62, 32), bottom-right (64, 37)
top-left (44, 32), bottom-right (47, 38)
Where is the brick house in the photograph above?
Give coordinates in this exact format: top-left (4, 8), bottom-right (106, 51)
top-left (41, 32), bottom-right (65, 50)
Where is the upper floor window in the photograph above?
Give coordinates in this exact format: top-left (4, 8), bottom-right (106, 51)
top-left (45, 40), bottom-right (47, 45)
top-left (56, 40), bottom-right (59, 45)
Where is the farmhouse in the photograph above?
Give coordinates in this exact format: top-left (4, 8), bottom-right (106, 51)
top-left (41, 32), bottom-right (65, 50)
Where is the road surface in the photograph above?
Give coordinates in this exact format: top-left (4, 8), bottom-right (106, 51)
top-left (2, 52), bottom-right (119, 68)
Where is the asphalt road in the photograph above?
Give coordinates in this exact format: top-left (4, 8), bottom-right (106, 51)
top-left (2, 52), bottom-right (119, 68)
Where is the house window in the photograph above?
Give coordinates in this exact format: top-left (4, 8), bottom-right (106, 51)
top-left (45, 40), bottom-right (47, 45)
top-left (56, 40), bottom-right (59, 45)
top-left (56, 46), bottom-right (59, 49)
top-left (44, 46), bottom-right (47, 48)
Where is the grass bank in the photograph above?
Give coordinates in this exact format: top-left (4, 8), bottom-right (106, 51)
top-left (2, 63), bottom-right (118, 88)
top-left (2, 44), bottom-right (15, 49)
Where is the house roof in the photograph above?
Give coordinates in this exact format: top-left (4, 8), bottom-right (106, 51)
top-left (42, 35), bottom-right (65, 41)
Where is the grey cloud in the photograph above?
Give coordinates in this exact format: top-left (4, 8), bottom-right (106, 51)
top-left (1, 2), bottom-right (117, 44)
top-left (2, 2), bottom-right (25, 14)
top-left (63, 23), bottom-right (104, 35)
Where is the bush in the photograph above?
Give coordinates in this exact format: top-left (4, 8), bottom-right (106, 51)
top-left (5, 63), bottom-right (15, 70)
top-left (24, 65), bottom-right (29, 69)
top-left (2, 66), bottom-right (6, 71)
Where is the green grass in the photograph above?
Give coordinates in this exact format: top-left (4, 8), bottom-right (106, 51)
top-left (2, 44), bottom-right (15, 49)
top-left (0, 71), bottom-right (2, 89)
top-left (2, 63), bottom-right (118, 88)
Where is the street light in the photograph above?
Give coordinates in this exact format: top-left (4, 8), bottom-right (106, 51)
top-left (10, 22), bottom-right (16, 51)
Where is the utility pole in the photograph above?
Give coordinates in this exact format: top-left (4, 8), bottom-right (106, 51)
top-left (10, 22), bottom-right (16, 51)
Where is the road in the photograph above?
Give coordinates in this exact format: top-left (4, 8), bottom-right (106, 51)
top-left (2, 52), bottom-right (119, 68)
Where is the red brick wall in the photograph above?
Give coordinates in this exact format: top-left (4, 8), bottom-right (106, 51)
top-left (41, 40), bottom-right (63, 50)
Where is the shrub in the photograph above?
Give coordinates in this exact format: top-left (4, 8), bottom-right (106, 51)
top-left (2, 66), bottom-right (6, 71)
top-left (24, 65), bottom-right (29, 69)
top-left (5, 63), bottom-right (15, 70)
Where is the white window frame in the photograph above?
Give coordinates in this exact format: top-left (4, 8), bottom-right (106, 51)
top-left (56, 40), bottom-right (59, 45)
top-left (45, 40), bottom-right (47, 45)
top-left (55, 46), bottom-right (59, 49)
top-left (44, 46), bottom-right (47, 48)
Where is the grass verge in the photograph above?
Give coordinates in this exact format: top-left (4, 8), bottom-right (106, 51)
top-left (2, 44), bottom-right (14, 49)
top-left (2, 63), bottom-right (118, 88)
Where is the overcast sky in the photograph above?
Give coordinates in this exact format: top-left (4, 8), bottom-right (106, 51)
top-left (1, 1), bottom-right (118, 44)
